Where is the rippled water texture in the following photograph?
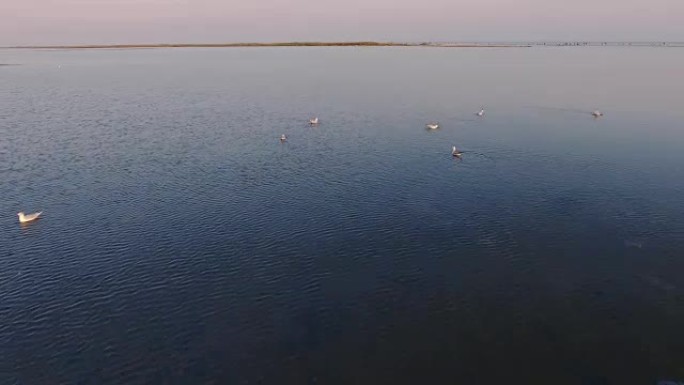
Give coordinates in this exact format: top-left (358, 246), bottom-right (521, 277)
top-left (2, 47), bottom-right (684, 384)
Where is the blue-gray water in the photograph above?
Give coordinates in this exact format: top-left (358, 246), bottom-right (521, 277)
top-left (2, 47), bottom-right (684, 384)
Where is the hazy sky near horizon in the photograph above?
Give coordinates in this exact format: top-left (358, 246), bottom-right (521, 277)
top-left (2, 0), bottom-right (682, 45)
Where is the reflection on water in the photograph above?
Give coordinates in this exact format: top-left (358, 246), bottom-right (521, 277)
top-left (1, 46), bottom-right (684, 384)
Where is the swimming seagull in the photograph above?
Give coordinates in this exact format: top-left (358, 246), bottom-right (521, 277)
top-left (18, 211), bottom-right (42, 224)
top-left (476, 109), bottom-right (485, 117)
top-left (592, 110), bottom-right (604, 118)
top-left (426, 123), bottom-right (440, 130)
top-left (280, 134), bottom-right (287, 142)
top-left (309, 117), bottom-right (319, 125)
top-left (452, 146), bottom-right (463, 157)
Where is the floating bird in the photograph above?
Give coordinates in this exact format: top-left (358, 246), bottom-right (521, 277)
top-left (18, 211), bottom-right (42, 224)
top-left (451, 146), bottom-right (463, 157)
top-left (592, 110), bottom-right (604, 118)
top-left (426, 123), bottom-right (440, 130)
top-left (280, 134), bottom-right (287, 142)
top-left (309, 117), bottom-right (319, 125)
top-left (476, 109), bottom-right (485, 117)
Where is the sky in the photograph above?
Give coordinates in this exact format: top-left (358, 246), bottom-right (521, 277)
top-left (1, 0), bottom-right (682, 45)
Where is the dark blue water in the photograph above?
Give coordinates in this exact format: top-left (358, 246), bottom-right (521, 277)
top-left (2, 47), bottom-right (684, 384)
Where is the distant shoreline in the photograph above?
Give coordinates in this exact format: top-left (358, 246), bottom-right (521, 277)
top-left (4, 42), bottom-right (530, 50)
top-left (3, 41), bottom-right (682, 50)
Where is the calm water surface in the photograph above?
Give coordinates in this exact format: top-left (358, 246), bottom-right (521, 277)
top-left (2, 47), bottom-right (684, 384)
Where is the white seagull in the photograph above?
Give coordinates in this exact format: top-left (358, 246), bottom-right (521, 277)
top-left (18, 211), bottom-right (42, 224)
top-left (592, 110), bottom-right (604, 118)
top-left (309, 117), bottom-right (319, 125)
top-left (426, 123), bottom-right (440, 130)
top-left (452, 146), bottom-right (463, 157)
top-left (280, 134), bottom-right (287, 142)
top-left (476, 109), bottom-right (485, 117)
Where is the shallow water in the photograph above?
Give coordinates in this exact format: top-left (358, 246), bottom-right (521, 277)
top-left (1, 46), bottom-right (684, 384)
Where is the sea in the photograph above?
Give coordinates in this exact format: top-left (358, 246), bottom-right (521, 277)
top-left (1, 46), bottom-right (684, 384)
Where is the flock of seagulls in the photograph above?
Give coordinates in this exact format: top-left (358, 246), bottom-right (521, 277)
top-left (426, 109), bottom-right (485, 131)
top-left (427, 109), bottom-right (486, 156)
top-left (278, 117), bottom-right (317, 143)
top-left (17, 108), bottom-right (604, 226)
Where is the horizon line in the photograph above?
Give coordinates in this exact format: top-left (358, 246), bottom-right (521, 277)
top-left (3, 40), bottom-right (683, 49)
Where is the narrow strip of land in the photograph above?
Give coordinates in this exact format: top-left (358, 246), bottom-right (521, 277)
top-left (6, 41), bottom-right (681, 50)
top-left (5, 42), bottom-right (530, 49)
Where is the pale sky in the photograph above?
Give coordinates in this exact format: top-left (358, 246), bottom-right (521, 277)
top-left (2, 0), bottom-right (682, 45)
